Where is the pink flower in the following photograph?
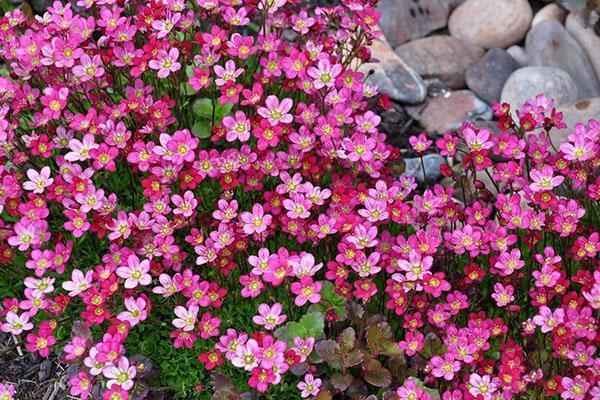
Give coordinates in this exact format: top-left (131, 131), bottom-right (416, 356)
top-left (40, 87), bottom-right (69, 119)
top-left (491, 283), bottom-right (514, 307)
top-left (25, 329), bottom-right (56, 357)
top-left (257, 96), bottom-right (293, 126)
top-left (116, 254), bottom-right (152, 289)
top-left (297, 373), bottom-right (321, 398)
top-left (468, 374), bottom-right (497, 400)
top-left (172, 304), bottom-right (199, 331)
top-left (149, 48), bottom-right (181, 78)
top-left (239, 203), bottom-right (272, 235)
top-left (117, 297), bottom-right (148, 326)
top-left (72, 54), bottom-right (105, 82)
top-left (561, 375), bottom-right (590, 400)
top-left (213, 60), bottom-right (244, 87)
top-left (171, 190), bottom-right (198, 218)
top-left (529, 165), bottom-right (564, 192)
top-left (430, 355), bottom-right (461, 381)
top-left (232, 339), bottom-right (260, 370)
top-left (62, 269), bottom-right (94, 297)
top-left (23, 166), bottom-right (53, 194)
top-left (152, 12), bottom-right (181, 39)
top-left (222, 111), bottom-right (251, 142)
top-left (69, 371), bottom-right (92, 399)
top-left (103, 356), bottom-right (137, 390)
top-left (0, 383), bottom-right (15, 400)
top-left (532, 306), bottom-right (564, 333)
top-left (1, 311), bottom-right (34, 335)
top-left (398, 330), bottom-right (423, 356)
top-left (290, 276), bottom-right (322, 306)
top-left (307, 58), bottom-right (342, 89)
top-left (252, 303), bottom-right (286, 330)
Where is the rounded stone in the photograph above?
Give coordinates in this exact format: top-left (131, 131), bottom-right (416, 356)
top-left (465, 48), bottom-right (520, 104)
top-left (395, 35), bottom-right (484, 89)
top-left (500, 66), bottom-right (578, 112)
top-left (448, 0), bottom-right (533, 48)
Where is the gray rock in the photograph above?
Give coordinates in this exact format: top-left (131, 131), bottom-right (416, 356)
top-left (554, 98), bottom-right (600, 143)
top-left (525, 20), bottom-right (600, 99)
top-left (466, 48), bottom-right (520, 104)
top-left (532, 3), bottom-right (567, 27)
top-left (395, 35), bottom-right (484, 89)
top-left (506, 46), bottom-right (531, 67)
top-left (377, 0), bottom-right (450, 48)
top-left (448, 0), bottom-right (532, 48)
top-left (408, 90), bottom-right (492, 133)
top-left (500, 66), bottom-right (578, 112)
top-left (403, 153), bottom-right (446, 183)
top-left (360, 39), bottom-right (427, 104)
top-left (565, 13), bottom-right (600, 84)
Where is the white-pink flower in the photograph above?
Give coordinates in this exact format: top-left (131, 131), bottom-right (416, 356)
top-left (529, 165), bottom-right (564, 192)
top-left (1, 311), bottom-right (34, 335)
top-left (117, 297), bottom-right (148, 326)
top-left (62, 269), bottom-right (94, 297)
top-left (149, 48), bottom-right (181, 78)
top-left (297, 373), bottom-right (321, 398)
top-left (239, 203), bottom-right (272, 235)
top-left (222, 111), bottom-right (251, 142)
top-left (468, 373), bottom-right (497, 400)
top-left (252, 303), bottom-right (286, 330)
top-left (23, 166), bottom-right (53, 194)
top-left (172, 304), bottom-right (199, 331)
top-left (307, 58), bottom-right (342, 89)
top-left (532, 306), bottom-right (564, 333)
top-left (257, 95), bottom-right (293, 126)
top-left (116, 254), bottom-right (152, 289)
top-left (103, 356), bottom-right (137, 390)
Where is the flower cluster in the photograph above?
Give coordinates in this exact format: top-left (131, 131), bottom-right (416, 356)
top-left (0, 0), bottom-right (598, 399)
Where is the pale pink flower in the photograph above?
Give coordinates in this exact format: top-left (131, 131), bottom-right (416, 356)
top-left (1, 311), bottom-right (34, 335)
top-left (257, 95), bottom-right (293, 126)
top-left (149, 48), bottom-right (181, 78)
top-left (297, 373), bottom-right (321, 398)
top-left (23, 166), bottom-right (54, 194)
top-left (62, 269), bottom-right (94, 297)
top-left (172, 305), bottom-right (199, 331)
top-left (116, 254), bottom-right (152, 289)
top-left (252, 303), bottom-right (286, 330)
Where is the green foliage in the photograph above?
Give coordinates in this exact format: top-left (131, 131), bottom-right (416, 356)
top-left (191, 98), bottom-right (233, 138)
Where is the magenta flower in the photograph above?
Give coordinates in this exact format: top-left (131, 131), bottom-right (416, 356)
top-left (40, 87), bottom-right (68, 119)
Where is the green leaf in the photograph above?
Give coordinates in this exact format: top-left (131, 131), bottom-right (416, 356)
top-left (192, 98), bottom-right (214, 118)
top-left (191, 120), bottom-right (212, 138)
top-left (299, 312), bottom-right (324, 338)
top-left (422, 332), bottom-right (445, 358)
top-left (315, 389), bottom-right (333, 400)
